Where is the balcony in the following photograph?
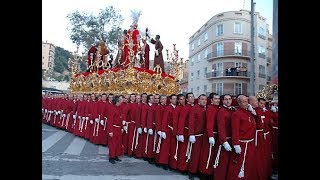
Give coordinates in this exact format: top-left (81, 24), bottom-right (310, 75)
top-left (258, 73), bottom-right (266, 78)
top-left (258, 53), bottom-right (266, 59)
top-left (206, 70), bottom-right (251, 79)
top-left (206, 49), bottom-right (251, 61)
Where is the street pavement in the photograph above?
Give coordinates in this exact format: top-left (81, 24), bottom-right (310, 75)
top-left (42, 123), bottom-right (194, 180)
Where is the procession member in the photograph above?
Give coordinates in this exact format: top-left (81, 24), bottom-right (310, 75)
top-left (127, 93), bottom-right (137, 157)
top-left (199, 93), bottom-right (220, 177)
top-left (83, 94), bottom-right (97, 140)
top-left (227, 95), bottom-right (257, 180)
top-left (120, 94), bottom-right (130, 154)
top-left (133, 93), bottom-right (147, 158)
top-left (187, 94), bottom-right (207, 180)
top-left (144, 94), bottom-right (157, 163)
top-left (158, 94), bottom-right (177, 170)
top-left (91, 93), bottom-right (109, 145)
top-left (269, 102), bottom-right (278, 177)
top-left (214, 94), bottom-right (235, 180)
top-left (107, 95), bottom-right (124, 164)
top-left (176, 93), bottom-right (194, 173)
top-left (154, 94), bottom-right (167, 164)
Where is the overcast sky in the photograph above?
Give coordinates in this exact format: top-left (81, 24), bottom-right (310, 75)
top-left (42, 0), bottom-right (273, 60)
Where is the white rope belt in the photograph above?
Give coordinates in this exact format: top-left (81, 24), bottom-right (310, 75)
top-left (263, 131), bottom-right (270, 140)
top-left (153, 130), bottom-right (157, 152)
top-left (255, 129), bottom-right (264, 146)
top-left (168, 125), bottom-right (173, 131)
top-left (65, 114), bottom-right (70, 129)
top-left (113, 125), bottom-right (121, 128)
top-left (186, 134), bottom-right (203, 162)
top-left (131, 127), bottom-right (136, 151)
top-left (184, 127), bottom-right (189, 129)
top-left (238, 138), bottom-right (254, 178)
top-left (205, 132), bottom-right (218, 169)
top-left (213, 136), bottom-right (231, 168)
top-left (272, 126), bottom-right (278, 129)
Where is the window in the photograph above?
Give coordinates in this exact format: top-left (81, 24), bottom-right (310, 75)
top-left (259, 65), bottom-right (266, 78)
top-left (204, 85), bottom-right (207, 93)
top-left (216, 24), bottom-right (224, 36)
top-left (235, 83), bottom-right (242, 95)
top-left (234, 22), bottom-right (242, 34)
top-left (204, 33), bottom-right (208, 41)
top-left (198, 39), bottom-right (201, 46)
top-left (191, 43), bottom-right (194, 50)
top-left (216, 83), bottom-right (223, 95)
top-left (197, 54), bottom-right (201, 62)
top-left (191, 88), bottom-right (193, 93)
top-left (204, 67), bottom-right (207, 77)
top-left (216, 62), bottom-right (223, 77)
top-left (197, 70), bottom-right (200, 79)
top-left (191, 58), bottom-right (194, 66)
top-left (190, 73), bottom-right (194, 81)
top-left (205, 49), bottom-right (208, 59)
top-left (197, 86), bottom-right (200, 94)
top-left (259, 85), bottom-right (264, 90)
top-left (258, 27), bottom-right (266, 39)
top-left (234, 42), bottom-right (242, 55)
top-left (217, 43), bottom-right (224, 56)
top-left (258, 46), bottom-right (266, 58)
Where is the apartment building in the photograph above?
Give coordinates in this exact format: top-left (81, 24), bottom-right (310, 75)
top-left (42, 41), bottom-right (55, 71)
top-left (188, 10), bottom-right (272, 97)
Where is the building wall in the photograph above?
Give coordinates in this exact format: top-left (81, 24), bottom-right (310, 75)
top-left (188, 10), bottom-right (272, 97)
top-left (42, 41), bottom-right (55, 71)
top-left (42, 80), bottom-right (70, 92)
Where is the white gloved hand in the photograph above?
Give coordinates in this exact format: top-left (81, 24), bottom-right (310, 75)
top-left (144, 127), bottom-right (148, 133)
top-left (42, 108), bottom-right (44, 112)
top-left (189, 135), bottom-right (196, 144)
top-left (223, 141), bottom-right (232, 151)
top-left (263, 107), bottom-right (267, 112)
top-left (55, 112), bottom-right (59, 115)
top-left (45, 109), bottom-right (48, 113)
top-left (209, 137), bottom-right (215, 145)
top-left (58, 111), bottom-right (61, 114)
top-left (123, 125), bottom-right (128, 132)
top-left (247, 104), bottom-right (256, 115)
top-left (90, 120), bottom-right (93, 124)
top-left (177, 135), bottom-right (184, 142)
top-left (54, 110), bottom-right (57, 113)
top-left (138, 128), bottom-right (142, 134)
top-left (234, 145), bottom-right (241, 154)
top-left (78, 116), bottom-right (81, 120)
top-left (148, 129), bottom-right (153, 135)
top-left (157, 131), bottom-right (162, 136)
top-left (161, 132), bottom-right (166, 139)
top-left (122, 120), bottom-right (126, 125)
top-left (271, 105), bottom-right (277, 112)
top-left (63, 114), bottom-right (67, 117)
top-left (73, 115), bottom-right (76, 120)
top-left (86, 117), bottom-right (89, 121)
top-left (100, 120), bottom-right (104, 125)
top-left (95, 118), bottom-right (99, 123)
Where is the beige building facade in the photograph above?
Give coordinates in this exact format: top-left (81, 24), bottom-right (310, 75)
top-left (188, 10), bottom-right (272, 97)
top-left (42, 41), bottom-right (55, 71)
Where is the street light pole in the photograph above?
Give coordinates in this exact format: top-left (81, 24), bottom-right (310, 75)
top-left (250, 0), bottom-right (256, 95)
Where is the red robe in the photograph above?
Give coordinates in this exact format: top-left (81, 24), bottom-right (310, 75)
top-left (270, 110), bottom-right (278, 172)
top-left (228, 108), bottom-right (257, 180)
top-left (154, 103), bottom-right (166, 163)
top-left (150, 38), bottom-right (164, 73)
top-left (145, 103), bottom-right (157, 158)
top-left (73, 100), bottom-right (85, 137)
top-left (188, 104), bottom-right (206, 174)
top-left (84, 100), bottom-right (96, 140)
top-left (176, 103), bottom-right (193, 172)
top-left (127, 102), bottom-right (138, 156)
top-left (107, 104), bottom-right (124, 158)
top-left (94, 100), bottom-right (110, 145)
top-left (215, 106), bottom-right (234, 180)
top-left (199, 104), bottom-right (220, 175)
top-left (169, 104), bottom-right (183, 169)
top-left (158, 104), bottom-right (176, 165)
top-left (133, 103), bottom-right (144, 158)
top-left (142, 43), bottom-right (150, 69)
top-left (120, 103), bottom-right (129, 154)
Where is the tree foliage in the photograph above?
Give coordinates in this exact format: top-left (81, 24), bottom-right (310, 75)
top-left (53, 46), bottom-right (73, 80)
top-left (67, 6), bottom-right (124, 53)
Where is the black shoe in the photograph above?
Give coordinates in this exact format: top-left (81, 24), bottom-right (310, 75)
top-left (148, 159), bottom-right (155, 164)
top-left (114, 157), bottom-right (122, 162)
top-left (188, 172), bottom-right (195, 180)
top-left (162, 164), bottom-right (168, 170)
top-left (109, 158), bottom-right (116, 164)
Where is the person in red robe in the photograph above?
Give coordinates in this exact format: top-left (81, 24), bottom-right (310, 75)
top-left (176, 93), bottom-right (194, 174)
top-left (133, 93), bottom-right (147, 158)
top-left (144, 95), bottom-right (157, 163)
top-left (140, 38), bottom-right (150, 69)
top-left (154, 95), bottom-right (167, 165)
top-left (158, 94), bottom-right (177, 170)
top-left (150, 35), bottom-right (165, 72)
top-left (214, 94), bottom-right (236, 180)
top-left (107, 96), bottom-right (124, 164)
top-left (126, 93), bottom-right (137, 157)
top-left (269, 102), bottom-right (278, 179)
top-left (199, 93), bottom-right (220, 178)
top-left (187, 94), bottom-right (207, 180)
top-left (92, 93), bottom-right (110, 145)
top-left (227, 95), bottom-right (257, 180)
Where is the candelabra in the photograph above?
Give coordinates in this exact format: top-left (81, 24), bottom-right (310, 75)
top-left (166, 44), bottom-right (185, 80)
top-left (68, 47), bottom-right (85, 76)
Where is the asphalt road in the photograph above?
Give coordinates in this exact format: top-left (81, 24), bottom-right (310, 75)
top-left (42, 123), bottom-right (192, 180)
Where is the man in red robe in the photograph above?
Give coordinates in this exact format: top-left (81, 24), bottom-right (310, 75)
top-left (199, 93), bottom-right (220, 177)
top-left (158, 94), bottom-right (177, 170)
top-left (133, 93), bottom-right (147, 158)
top-left (176, 93), bottom-right (194, 173)
top-left (154, 95), bottom-right (167, 165)
top-left (227, 95), bottom-right (257, 180)
top-left (141, 38), bottom-right (150, 69)
top-left (126, 93), bottom-right (137, 157)
top-left (215, 94), bottom-right (235, 180)
top-left (187, 94), bottom-right (207, 180)
top-left (107, 96), bottom-right (124, 164)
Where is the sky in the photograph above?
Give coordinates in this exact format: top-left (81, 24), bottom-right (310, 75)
top-left (42, 0), bottom-right (274, 61)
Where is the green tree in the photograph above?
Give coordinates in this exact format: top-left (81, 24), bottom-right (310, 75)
top-left (54, 46), bottom-right (73, 74)
top-left (67, 6), bottom-right (124, 53)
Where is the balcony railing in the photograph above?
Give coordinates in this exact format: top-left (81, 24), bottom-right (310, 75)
top-left (206, 49), bottom-right (251, 61)
top-left (258, 34), bottom-right (266, 40)
top-left (258, 53), bottom-right (266, 59)
top-left (206, 70), bottom-right (251, 79)
top-left (258, 73), bottom-right (266, 78)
